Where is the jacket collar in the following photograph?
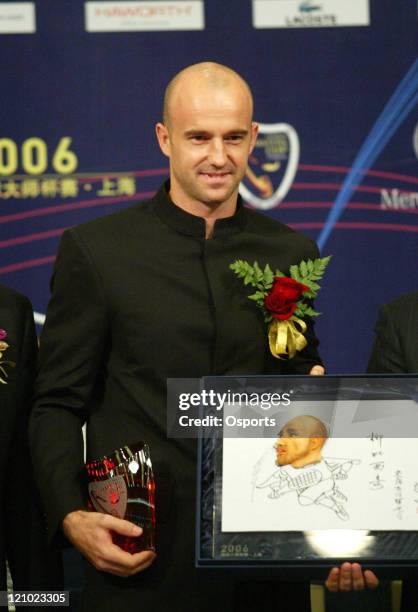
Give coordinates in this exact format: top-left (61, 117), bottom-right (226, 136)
top-left (154, 181), bottom-right (247, 239)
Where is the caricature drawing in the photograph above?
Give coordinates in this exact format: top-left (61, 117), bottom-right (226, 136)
top-left (255, 415), bottom-right (360, 521)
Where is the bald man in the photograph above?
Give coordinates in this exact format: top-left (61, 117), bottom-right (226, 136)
top-left (275, 415), bottom-right (328, 468)
top-left (30, 62), bottom-right (325, 611)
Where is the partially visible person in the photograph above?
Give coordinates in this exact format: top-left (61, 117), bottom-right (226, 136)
top-left (325, 292), bottom-right (418, 607)
top-left (367, 291), bottom-right (418, 374)
top-left (368, 291), bottom-right (418, 612)
top-left (0, 283), bottom-right (62, 592)
top-left (326, 563), bottom-right (379, 592)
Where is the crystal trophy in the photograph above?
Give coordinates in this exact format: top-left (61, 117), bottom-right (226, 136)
top-left (85, 441), bottom-right (155, 553)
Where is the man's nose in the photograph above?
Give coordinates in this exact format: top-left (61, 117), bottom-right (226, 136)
top-left (208, 139), bottom-right (227, 167)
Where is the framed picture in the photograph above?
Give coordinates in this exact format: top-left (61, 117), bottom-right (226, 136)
top-left (196, 374), bottom-right (418, 575)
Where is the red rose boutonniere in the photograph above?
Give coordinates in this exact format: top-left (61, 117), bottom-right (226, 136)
top-left (230, 256), bottom-right (331, 359)
top-left (0, 329), bottom-right (15, 384)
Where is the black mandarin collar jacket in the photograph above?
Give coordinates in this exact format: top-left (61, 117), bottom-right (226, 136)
top-left (30, 183), bottom-right (322, 603)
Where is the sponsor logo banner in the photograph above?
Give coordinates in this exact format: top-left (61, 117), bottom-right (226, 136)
top-left (239, 123), bottom-right (299, 210)
top-left (252, 0), bottom-right (370, 29)
top-left (380, 188), bottom-right (418, 211)
top-left (85, 1), bottom-right (204, 32)
top-left (0, 2), bottom-right (35, 34)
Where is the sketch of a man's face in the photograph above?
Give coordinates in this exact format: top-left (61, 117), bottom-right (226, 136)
top-left (274, 415), bottom-right (328, 469)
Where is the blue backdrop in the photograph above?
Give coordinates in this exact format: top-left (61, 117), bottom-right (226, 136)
top-left (1, 0), bottom-right (417, 373)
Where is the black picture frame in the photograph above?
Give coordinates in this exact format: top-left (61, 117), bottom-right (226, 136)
top-left (196, 374), bottom-right (418, 578)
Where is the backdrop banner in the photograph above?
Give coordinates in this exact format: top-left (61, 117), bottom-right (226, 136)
top-left (1, 0), bottom-right (417, 373)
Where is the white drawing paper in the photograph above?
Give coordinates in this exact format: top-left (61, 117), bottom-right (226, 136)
top-left (222, 403), bottom-right (418, 531)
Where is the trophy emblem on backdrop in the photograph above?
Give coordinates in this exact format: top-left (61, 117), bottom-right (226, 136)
top-left (239, 123), bottom-right (300, 210)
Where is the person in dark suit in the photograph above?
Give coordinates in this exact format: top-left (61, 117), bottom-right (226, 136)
top-left (367, 292), bottom-right (418, 374)
top-left (367, 291), bottom-right (418, 612)
top-left (29, 61), bottom-right (377, 612)
top-left (0, 283), bottom-right (62, 593)
top-left (323, 294), bottom-right (418, 606)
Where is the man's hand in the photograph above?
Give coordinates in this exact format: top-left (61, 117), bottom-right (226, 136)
top-left (309, 365), bottom-right (325, 375)
top-left (63, 510), bottom-right (156, 577)
top-left (325, 562), bottom-right (379, 592)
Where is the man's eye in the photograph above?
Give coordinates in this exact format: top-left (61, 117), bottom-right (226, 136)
top-left (190, 135), bottom-right (207, 141)
top-left (226, 135), bottom-right (244, 142)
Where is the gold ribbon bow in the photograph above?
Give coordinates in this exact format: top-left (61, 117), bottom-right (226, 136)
top-left (268, 317), bottom-right (307, 359)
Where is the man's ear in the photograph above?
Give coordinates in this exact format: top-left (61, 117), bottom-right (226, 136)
top-left (155, 122), bottom-right (171, 158)
top-left (309, 437), bottom-right (324, 452)
top-left (249, 122), bottom-right (259, 153)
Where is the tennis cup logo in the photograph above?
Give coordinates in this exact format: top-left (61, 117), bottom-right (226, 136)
top-left (88, 475), bottom-right (128, 519)
top-left (239, 123), bottom-right (300, 210)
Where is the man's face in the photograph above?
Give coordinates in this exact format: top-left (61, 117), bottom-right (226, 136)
top-left (275, 416), bottom-right (327, 467)
top-left (156, 82), bottom-right (258, 212)
top-left (274, 431), bottom-right (313, 468)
